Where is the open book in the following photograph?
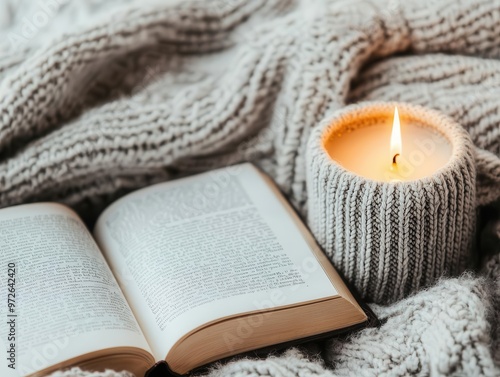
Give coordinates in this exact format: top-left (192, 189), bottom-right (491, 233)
top-left (0, 164), bottom-right (370, 377)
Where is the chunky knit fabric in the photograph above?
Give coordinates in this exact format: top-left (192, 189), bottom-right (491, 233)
top-left (47, 369), bottom-right (134, 377)
top-left (0, 0), bottom-right (499, 376)
top-left (307, 102), bottom-right (477, 303)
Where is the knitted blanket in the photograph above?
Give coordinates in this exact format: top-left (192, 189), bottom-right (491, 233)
top-left (1, 0), bottom-right (499, 376)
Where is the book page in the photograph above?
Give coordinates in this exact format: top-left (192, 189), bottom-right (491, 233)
top-left (0, 204), bottom-right (151, 376)
top-left (94, 164), bottom-right (337, 361)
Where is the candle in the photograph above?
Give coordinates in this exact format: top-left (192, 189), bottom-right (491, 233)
top-left (306, 102), bottom-right (476, 304)
top-left (324, 107), bottom-right (453, 181)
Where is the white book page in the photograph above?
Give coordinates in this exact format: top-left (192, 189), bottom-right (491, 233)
top-left (94, 164), bottom-right (337, 361)
top-left (0, 204), bottom-right (151, 376)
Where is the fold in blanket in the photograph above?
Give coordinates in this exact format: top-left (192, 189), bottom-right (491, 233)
top-left (0, 0), bottom-right (498, 376)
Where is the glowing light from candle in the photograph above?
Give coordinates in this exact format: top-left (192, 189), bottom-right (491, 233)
top-left (390, 106), bottom-right (402, 165)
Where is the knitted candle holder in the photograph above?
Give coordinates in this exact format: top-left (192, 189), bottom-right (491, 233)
top-left (306, 102), bottom-right (476, 304)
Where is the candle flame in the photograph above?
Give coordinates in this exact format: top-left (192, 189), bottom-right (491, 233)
top-left (390, 106), bottom-right (402, 165)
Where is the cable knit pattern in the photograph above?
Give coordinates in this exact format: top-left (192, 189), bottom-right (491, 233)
top-left (0, 0), bottom-right (498, 214)
top-left (324, 274), bottom-right (498, 377)
top-left (307, 102), bottom-right (477, 303)
top-left (0, 0), bottom-right (498, 376)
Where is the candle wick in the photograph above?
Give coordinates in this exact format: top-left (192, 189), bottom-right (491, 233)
top-left (392, 153), bottom-right (400, 165)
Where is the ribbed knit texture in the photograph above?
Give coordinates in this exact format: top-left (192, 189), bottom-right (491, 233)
top-left (307, 102), bottom-right (477, 303)
top-left (0, 0), bottom-right (498, 376)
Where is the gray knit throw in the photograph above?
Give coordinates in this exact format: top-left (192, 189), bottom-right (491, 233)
top-left (0, 0), bottom-right (499, 376)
